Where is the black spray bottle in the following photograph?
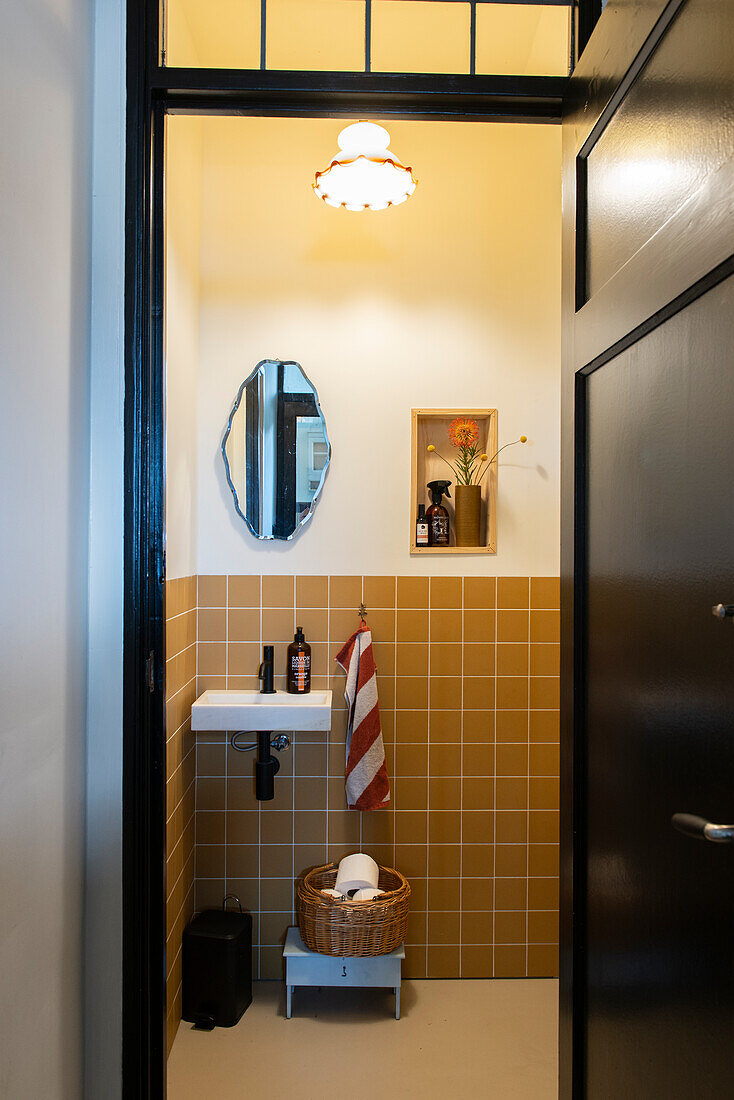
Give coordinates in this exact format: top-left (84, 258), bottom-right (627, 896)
top-left (426, 480), bottom-right (452, 546)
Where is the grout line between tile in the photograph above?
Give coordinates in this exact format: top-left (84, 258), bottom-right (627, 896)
top-left (291, 577), bottom-right (297, 931)
top-left (325, 576), bottom-right (330, 867)
top-left (526, 591), bottom-right (531, 976)
top-left (359, 576), bottom-right (365, 856)
top-left (425, 583), bottom-right (431, 978)
top-left (492, 588), bottom-right (498, 978)
top-left (193, 579), bottom-right (198, 912)
top-left (257, 575), bottom-right (262, 979)
top-left (458, 577), bottom-right (464, 977)
top-left (223, 577), bottom-right (228, 907)
top-left (391, 580), bottom-right (397, 881)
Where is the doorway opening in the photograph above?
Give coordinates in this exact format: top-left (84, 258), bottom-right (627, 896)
top-left (161, 104), bottom-right (562, 1095)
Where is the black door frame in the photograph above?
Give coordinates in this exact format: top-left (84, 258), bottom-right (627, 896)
top-left (123, 1), bottom-right (601, 1094)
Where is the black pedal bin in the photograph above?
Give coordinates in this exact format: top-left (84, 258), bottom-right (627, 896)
top-left (182, 908), bottom-right (252, 1028)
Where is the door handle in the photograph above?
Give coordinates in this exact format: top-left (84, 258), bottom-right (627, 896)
top-left (672, 813), bottom-right (734, 843)
top-left (712, 603), bottom-right (734, 619)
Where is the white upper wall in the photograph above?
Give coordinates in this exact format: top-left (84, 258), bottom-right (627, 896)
top-left (0, 0), bottom-right (91, 1093)
top-left (190, 116), bottom-right (561, 577)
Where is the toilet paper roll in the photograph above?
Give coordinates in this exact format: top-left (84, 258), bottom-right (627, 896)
top-left (335, 853), bottom-right (380, 897)
top-left (352, 888), bottom-right (384, 902)
top-left (321, 888), bottom-right (347, 901)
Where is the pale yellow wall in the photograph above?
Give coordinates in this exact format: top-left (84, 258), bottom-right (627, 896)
top-left (192, 116), bottom-right (561, 576)
top-left (166, 113), bottom-right (203, 579)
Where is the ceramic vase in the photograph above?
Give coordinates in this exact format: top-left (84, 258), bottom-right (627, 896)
top-left (454, 484), bottom-right (482, 546)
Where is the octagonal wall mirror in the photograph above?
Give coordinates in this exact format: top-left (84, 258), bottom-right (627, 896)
top-left (222, 359), bottom-right (331, 540)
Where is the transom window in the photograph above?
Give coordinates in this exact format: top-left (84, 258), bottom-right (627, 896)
top-left (163, 0), bottom-right (572, 77)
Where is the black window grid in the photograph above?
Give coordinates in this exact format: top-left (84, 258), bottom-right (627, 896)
top-left (160, 0), bottom-right (575, 79)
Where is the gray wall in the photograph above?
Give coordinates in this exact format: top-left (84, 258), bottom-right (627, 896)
top-left (85, 0), bottom-right (125, 1094)
top-left (0, 0), bottom-right (92, 1095)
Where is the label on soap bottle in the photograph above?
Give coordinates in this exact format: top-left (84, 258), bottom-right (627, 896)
top-left (416, 520), bottom-right (428, 546)
top-left (290, 652), bottom-right (311, 692)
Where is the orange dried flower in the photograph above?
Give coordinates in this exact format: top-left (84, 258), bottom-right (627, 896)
top-left (448, 417), bottom-right (479, 448)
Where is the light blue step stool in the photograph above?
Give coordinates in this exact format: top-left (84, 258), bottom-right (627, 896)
top-left (282, 926), bottom-right (404, 1019)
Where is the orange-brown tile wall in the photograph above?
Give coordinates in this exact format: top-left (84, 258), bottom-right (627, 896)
top-left (192, 575), bottom-right (559, 981)
top-left (165, 576), bottom-right (197, 1054)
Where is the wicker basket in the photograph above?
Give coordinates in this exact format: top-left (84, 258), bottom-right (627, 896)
top-left (296, 862), bottom-right (411, 957)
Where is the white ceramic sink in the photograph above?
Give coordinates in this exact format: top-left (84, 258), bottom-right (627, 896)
top-left (191, 689), bottom-right (332, 732)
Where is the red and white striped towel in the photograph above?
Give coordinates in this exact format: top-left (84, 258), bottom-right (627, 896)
top-left (335, 623), bottom-right (390, 811)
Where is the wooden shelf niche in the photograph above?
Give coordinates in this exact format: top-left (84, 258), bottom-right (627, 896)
top-left (410, 408), bottom-right (498, 555)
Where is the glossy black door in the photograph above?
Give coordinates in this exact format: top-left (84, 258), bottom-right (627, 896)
top-left (561, 0), bottom-right (734, 1094)
top-left (584, 279), bottom-right (734, 1096)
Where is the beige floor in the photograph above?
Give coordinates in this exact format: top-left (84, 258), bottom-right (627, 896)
top-left (168, 979), bottom-right (558, 1099)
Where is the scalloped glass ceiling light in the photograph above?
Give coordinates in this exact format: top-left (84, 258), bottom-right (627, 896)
top-left (313, 121), bottom-right (417, 212)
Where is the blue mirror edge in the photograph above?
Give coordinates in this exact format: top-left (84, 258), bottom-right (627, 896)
top-left (221, 359), bottom-right (332, 542)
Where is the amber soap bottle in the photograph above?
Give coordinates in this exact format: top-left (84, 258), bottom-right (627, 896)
top-left (416, 503), bottom-right (429, 546)
top-left (287, 626), bottom-right (311, 694)
top-left (426, 480), bottom-right (452, 546)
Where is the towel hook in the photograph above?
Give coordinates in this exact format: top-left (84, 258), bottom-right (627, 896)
top-left (358, 602), bottom-right (367, 622)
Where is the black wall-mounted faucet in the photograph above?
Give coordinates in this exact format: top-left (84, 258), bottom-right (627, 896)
top-left (228, 646), bottom-right (291, 799)
top-left (259, 645), bottom-right (275, 694)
